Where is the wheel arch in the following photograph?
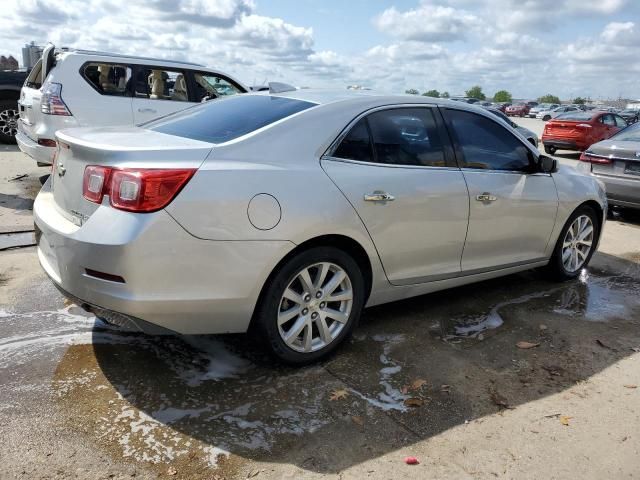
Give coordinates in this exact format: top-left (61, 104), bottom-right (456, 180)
top-left (248, 234), bottom-right (373, 331)
top-left (0, 89), bottom-right (20, 102)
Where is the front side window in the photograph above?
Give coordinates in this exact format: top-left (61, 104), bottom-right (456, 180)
top-left (444, 109), bottom-right (532, 172)
top-left (83, 63), bottom-right (131, 96)
top-left (193, 72), bottom-right (244, 102)
top-left (134, 67), bottom-right (189, 102)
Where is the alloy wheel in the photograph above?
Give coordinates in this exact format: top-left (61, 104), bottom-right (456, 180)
top-left (562, 215), bottom-right (594, 273)
top-left (0, 107), bottom-right (19, 138)
top-left (277, 262), bottom-right (353, 353)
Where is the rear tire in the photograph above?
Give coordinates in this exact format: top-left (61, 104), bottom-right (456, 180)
top-left (0, 99), bottom-right (19, 144)
top-left (544, 145), bottom-right (557, 155)
top-left (548, 205), bottom-right (600, 280)
top-left (254, 246), bottom-right (365, 365)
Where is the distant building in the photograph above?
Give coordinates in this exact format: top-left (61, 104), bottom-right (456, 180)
top-left (0, 55), bottom-right (19, 70)
top-left (22, 42), bottom-right (44, 70)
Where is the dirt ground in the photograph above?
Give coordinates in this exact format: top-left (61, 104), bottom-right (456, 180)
top-left (1, 141), bottom-right (639, 480)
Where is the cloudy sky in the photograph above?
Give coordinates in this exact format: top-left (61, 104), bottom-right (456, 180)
top-left (3, 0), bottom-right (639, 99)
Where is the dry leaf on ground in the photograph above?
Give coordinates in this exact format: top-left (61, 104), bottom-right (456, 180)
top-left (596, 339), bottom-right (613, 350)
top-left (560, 415), bottom-right (572, 426)
top-left (411, 379), bottom-right (428, 390)
top-left (516, 341), bottom-right (540, 349)
top-left (404, 397), bottom-right (424, 407)
top-left (247, 469), bottom-right (265, 478)
top-left (489, 388), bottom-right (511, 409)
top-left (623, 384), bottom-right (638, 389)
top-left (441, 384), bottom-right (451, 392)
top-left (329, 389), bottom-right (349, 401)
top-left (351, 415), bottom-right (364, 426)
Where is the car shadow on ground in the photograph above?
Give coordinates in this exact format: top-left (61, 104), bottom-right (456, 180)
top-left (53, 252), bottom-right (640, 475)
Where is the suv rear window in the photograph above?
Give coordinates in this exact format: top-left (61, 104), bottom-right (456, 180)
top-left (145, 95), bottom-right (315, 143)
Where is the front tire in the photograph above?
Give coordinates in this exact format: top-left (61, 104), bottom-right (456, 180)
top-left (544, 145), bottom-right (557, 155)
top-left (254, 246), bottom-right (365, 365)
top-left (548, 206), bottom-right (599, 280)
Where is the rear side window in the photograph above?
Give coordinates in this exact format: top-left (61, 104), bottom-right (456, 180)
top-left (444, 109), bottom-right (532, 172)
top-left (333, 108), bottom-right (447, 167)
top-left (333, 119), bottom-right (372, 162)
top-left (614, 115), bottom-right (627, 128)
top-left (134, 67), bottom-right (189, 102)
top-left (601, 114), bottom-right (616, 126)
top-left (145, 95), bottom-right (315, 143)
top-left (25, 59), bottom-right (43, 89)
top-left (83, 63), bottom-right (131, 96)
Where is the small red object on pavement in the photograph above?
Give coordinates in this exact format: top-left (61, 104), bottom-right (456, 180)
top-left (404, 456), bottom-right (419, 465)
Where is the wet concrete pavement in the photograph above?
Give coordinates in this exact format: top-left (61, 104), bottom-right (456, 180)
top-left (1, 145), bottom-right (640, 479)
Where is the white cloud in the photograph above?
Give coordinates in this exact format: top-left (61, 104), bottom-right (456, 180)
top-left (374, 2), bottom-right (480, 42)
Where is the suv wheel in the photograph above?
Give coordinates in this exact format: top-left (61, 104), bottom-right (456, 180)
top-left (255, 246), bottom-right (365, 365)
top-left (544, 145), bottom-right (557, 155)
top-left (548, 206), bottom-right (599, 280)
top-left (0, 100), bottom-right (19, 144)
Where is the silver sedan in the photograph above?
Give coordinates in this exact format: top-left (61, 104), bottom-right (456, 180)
top-left (34, 91), bottom-right (607, 364)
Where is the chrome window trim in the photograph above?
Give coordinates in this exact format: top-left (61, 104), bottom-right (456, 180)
top-left (321, 155), bottom-right (462, 172)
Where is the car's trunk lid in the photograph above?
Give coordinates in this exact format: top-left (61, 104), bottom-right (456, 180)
top-left (52, 126), bottom-right (213, 226)
top-left (587, 140), bottom-right (640, 178)
top-left (544, 120), bottom-right (588, 139)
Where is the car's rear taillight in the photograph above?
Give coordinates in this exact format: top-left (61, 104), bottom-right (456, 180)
top-left (83, 166), bottom-right (111, 203)
top-left (82, 166), bottom-right (195, 212)
top-left (41, 82), bottom-right (72, 116)
top-left (579, 152), bottom-right (612, 164)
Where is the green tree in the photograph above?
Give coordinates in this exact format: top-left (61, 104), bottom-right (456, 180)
top-left (538, 94), bottom-right (561, 104)
top-left (441, 91), bottom-right (450, 98)
top-left (465, 85), bottom-right (486, 100)
top-left (493, 90), bottom-right (512, 102)
top-left (573, 97), bottom-right (586, 105)
top-left (405, 88), bottom-right (419, 95)
top-left (422, 89), bottom-right (440, 98)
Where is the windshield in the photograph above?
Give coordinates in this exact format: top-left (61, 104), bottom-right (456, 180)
top-left (145, 94), bottom-right (316, 144)
top-left (612, 122), bottom-right (640, 142)
top-left (555, 112), bottom-right (594, 121)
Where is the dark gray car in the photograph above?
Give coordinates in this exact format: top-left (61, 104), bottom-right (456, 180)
top-left (581, 122), bottom-right (640, 210)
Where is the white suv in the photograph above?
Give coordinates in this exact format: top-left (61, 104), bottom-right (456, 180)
top-left (17, 45), bottom-right (247, 165)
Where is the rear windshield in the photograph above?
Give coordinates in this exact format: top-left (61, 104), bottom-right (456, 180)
top-left (612, 123), bottom-right (640, 142)
top-left (555, 112), bottom-right (593, 121)
top-left (145, 95), bottom-right (316, 144)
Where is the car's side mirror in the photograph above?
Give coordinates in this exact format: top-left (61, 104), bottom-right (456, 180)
top-left (539, 154), bottom-right (557, 173)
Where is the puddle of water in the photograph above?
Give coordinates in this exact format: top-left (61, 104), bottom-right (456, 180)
top-left (435, 271), bottom-right (640, 344)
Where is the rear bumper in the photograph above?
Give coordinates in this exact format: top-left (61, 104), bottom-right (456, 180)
top-left (542, 138), bottom-right (582, 151)
top-left (34, 182), bottom-right (295, 334)
top-left (594, 174), bottom-right (640, 209)
top-left (16, 130), bottom-right (55, 165)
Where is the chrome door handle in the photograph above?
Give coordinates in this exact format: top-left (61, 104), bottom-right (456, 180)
top-left (476, 193), bottom-right (497, 202)
top-left (138, 108), bottom-right (157, 113)
top-left (364, 192), bottom-right (395, 202)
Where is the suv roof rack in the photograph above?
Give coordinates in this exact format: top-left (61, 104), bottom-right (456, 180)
top-left (60, 48), bottom-right (204, 67)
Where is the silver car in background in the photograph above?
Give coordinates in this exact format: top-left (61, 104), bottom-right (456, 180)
top-left (581, 122), bottom-right (640, 210)
top-left (34, 91), bottom-right (606, 364)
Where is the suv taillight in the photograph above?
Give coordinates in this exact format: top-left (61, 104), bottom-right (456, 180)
top-left (82, 166), bottom-right (195, 212)
top-left (41, 82), bottom-right (72, 116)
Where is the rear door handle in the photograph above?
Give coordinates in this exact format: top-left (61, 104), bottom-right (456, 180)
top-left (364, 192), bottom-right (395, 202)
top-left (138, 108), bottom-right (157, 113)
top-left (476, 192), bottom-right (497, 202)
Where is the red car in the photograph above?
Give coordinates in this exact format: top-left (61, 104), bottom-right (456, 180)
top-left (505, 103), bottom-right (530, 116)
top-left (542, 111), bottom-right (628, 155)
